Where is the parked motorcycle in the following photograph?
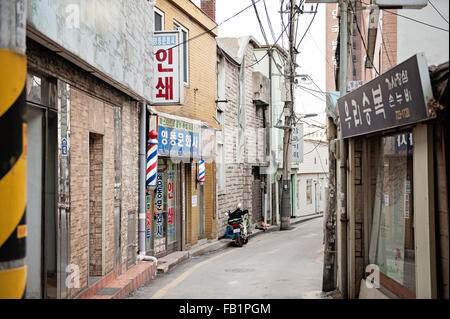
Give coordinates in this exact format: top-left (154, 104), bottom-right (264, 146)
top-left (224, 203), bottom-right (250, 247)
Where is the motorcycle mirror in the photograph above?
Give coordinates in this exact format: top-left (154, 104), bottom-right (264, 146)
top-left (224, 212), bottom-right (229, 217)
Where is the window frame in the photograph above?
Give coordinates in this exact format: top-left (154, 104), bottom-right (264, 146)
top-left (154, 7), bottom-right (165, 32)
top-left (173, 20), bottom-right (189, 86)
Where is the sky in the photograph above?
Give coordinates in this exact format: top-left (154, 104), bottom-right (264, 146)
top-left (214, 0), bottom-right (328, 125)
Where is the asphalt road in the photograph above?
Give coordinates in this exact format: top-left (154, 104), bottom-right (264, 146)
top-left (128, 217), bottom-right (325, 299)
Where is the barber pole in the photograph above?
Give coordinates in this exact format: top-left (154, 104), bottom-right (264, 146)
top-left (198, 160), bottom-right (205, 184)
top-left (147, 129), bottom-right (158, 190)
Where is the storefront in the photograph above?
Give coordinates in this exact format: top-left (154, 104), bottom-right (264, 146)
top-left (333, 54), bottom-right (449, 299)
top-left (146, 114), bottom-right (207, 257)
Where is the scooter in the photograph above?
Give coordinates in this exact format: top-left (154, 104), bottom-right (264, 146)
top-left (224, 203), bottom-right (250, 247)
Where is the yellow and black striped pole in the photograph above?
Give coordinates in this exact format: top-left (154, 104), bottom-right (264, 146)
top-left (0, 0), bottom-right (27, 299)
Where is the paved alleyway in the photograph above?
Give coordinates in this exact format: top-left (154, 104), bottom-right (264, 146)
top-left (128, 217), bottom-right (325, 299)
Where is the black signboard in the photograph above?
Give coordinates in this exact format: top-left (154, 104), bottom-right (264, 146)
top-left (337, 53), bottom-right (434, 138)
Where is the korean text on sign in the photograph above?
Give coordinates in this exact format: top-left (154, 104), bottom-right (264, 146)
top-left (153, 31), bottom-right (182, 104)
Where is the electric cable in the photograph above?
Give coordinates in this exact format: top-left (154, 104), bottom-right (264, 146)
top-left (357, 0), bottom-right (449, 32)
top-left (263, 0), bottom-right (278, 43)
top-left (158, 0), bottom-right (263, 54)
top-left (348, 0), bottom-right (380, 76)
top-left (428, 0), bottom-right (449, 24)
top-left (295, 3), bottom-right (319, 52)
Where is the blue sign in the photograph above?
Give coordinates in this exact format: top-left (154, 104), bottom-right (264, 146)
top-left (158, 125), bottom-right (200, 158)
top-left (61, 138), bottom-right (68, 156)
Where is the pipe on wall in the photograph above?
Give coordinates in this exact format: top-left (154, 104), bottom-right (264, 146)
top-left (138, 101), bottom-right (158, 266)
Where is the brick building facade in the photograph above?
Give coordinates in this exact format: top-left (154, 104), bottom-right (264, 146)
top-left (216, 36), bottom-right (268, 236)
top-left (23, 0), bottom-right (153, 298)
top-left (149, 0), bottom-right (219, 253)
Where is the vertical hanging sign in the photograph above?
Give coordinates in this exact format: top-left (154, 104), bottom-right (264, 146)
top-left (154, 173), bottom-right (166, 253)
top-left (152, 31), bottom-right (184, 105)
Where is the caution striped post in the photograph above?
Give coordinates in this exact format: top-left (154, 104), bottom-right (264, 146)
top-left (0, 0), bottom-right (28, 299)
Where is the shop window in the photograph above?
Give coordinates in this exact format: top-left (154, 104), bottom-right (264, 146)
top-left (369, 132), bottom-right (415, 295)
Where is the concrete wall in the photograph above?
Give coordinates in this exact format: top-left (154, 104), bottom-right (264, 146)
top-left (27, 0), bottom-right (154, 101)
top-left (297, 173), bottom-right (328, 216)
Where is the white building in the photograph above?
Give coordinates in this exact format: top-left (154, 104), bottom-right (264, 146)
top-left (296, 123), bottom-right (329, 217)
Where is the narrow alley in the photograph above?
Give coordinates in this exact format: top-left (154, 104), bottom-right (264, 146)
top-left (129, 217), bottom-right (326, 299)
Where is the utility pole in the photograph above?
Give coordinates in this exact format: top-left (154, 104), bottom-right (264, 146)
top-left (0, 0), bottom-right (28, 299)
top-left (280, 0), bottom-right (298, 230)
top-left (337, 0), bottom-right (349, 298)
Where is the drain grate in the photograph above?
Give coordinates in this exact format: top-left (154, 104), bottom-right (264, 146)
top-left (95, 287), bottom-right (120, 296)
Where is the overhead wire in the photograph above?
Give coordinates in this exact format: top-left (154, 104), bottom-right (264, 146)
top-left (348, 0), bottom-right (380, 76)
top-left (357, 0), bottom-right (449, 32)
top-left (252, 0), bottom-right (269, 45)
top-left (158, 0), bottom-right (263, 54)
top-left (295, 3), bottom-right (319, 52)
top-left (428, 0), bottom-right (449, 25)
top-left (246, 8), bottom-right (293, 69)
top-left (263, 0), bottom-right (278, 43)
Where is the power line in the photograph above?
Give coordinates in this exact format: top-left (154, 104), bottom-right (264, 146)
top-left (252, 0), bottom-right (269, 45)
top-left (247, 12), bottom-right (293, 68)
top-left (382, 6), bottom-right (449, 32)
top-left (357, 0), bottom-right (449, 32)
top-left (295, 3), bottom-right (319, 52)
top-left (348, 0), bottom-right (380, 76)
top-left (296, 85), bottom-right (327, 102)
top-left (428, 0), bottom-right (449, 25)
top-left (250, 0), bottom-right (289, 78)
top-left (159, 0), bottom-right (263, 54)
top-left (263, 0), bottom-right (277, 43)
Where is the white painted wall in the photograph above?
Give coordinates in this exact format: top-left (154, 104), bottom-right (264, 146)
top-left (297, 173), bottom-right (327, 216)
top-left (296, 140), bottom-right (329, 216)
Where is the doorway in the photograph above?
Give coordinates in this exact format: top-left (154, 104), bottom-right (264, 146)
top-left (25, 103), bottom-right (57, 299)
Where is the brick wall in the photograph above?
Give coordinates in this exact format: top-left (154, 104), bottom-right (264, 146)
top-left (153, 0), bottom-right (218, 130)
top-left (200, 0), bottom-right (215, 21)
top-left (26, 38), bottom-right (140, 297)
top-left (70, 87), bottom-right (116, 292)
top-left (381, 10), bottom-right (397, 73)
top-left (154, 0), bottom-right (218, 245)
top-left (89, 133), bottom-right (103, 276)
